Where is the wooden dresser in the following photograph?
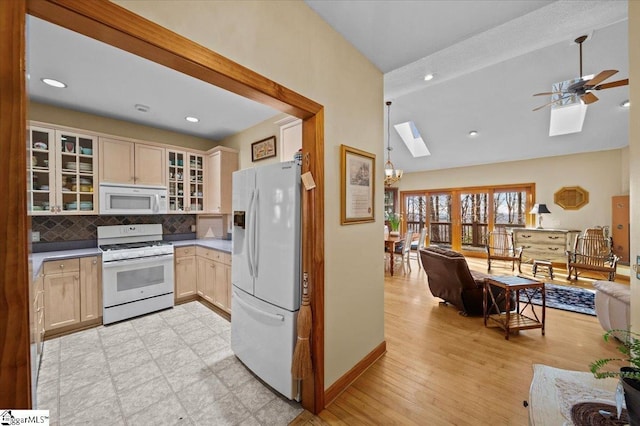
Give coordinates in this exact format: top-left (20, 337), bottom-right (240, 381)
top-left (512, 228), bottom-right (580, 264)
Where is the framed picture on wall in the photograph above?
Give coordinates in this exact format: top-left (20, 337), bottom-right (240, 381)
top-left (340, 144), bottom-right (375, 225)
top-left (251, 136), bottom-right (277, 162)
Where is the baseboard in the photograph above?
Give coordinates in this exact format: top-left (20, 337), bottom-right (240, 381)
top-left (324, 340), bottom-right (386, 406)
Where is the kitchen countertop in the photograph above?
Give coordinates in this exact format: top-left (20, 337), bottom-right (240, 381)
top-left (173, 239), bottom-right (232, 253)
top-left (30, 239), bottom-right (232, 280)
top-left (31, 248), bottom-right (101, 280)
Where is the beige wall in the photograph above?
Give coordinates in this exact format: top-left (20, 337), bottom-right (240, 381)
top-left (629, 2), bottom-right (639, 332)
top-left (29, 101), bottom-right (218, 151)
top-left (115, 0), bottom-right (385, 388)
top-left (398, 149), bottom-right (626, 231)
top-left (221, 113), bottom-right (289, 169)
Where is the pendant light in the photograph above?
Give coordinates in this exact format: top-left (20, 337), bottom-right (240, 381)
top-left (384, 101), bottom-right (403, 187)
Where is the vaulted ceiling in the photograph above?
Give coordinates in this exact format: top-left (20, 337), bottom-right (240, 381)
top-left (306, 0), bottom-right (629, 172)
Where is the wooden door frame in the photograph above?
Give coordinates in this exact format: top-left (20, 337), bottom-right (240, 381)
top-left (2, 0), bottom-right (325, 413)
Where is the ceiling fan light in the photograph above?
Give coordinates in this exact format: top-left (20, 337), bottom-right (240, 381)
top-left (549, 102), bottom-right (587, 136)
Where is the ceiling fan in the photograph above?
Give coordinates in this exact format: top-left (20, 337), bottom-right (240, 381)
top-left (532, 35), bottom-right (628, 111)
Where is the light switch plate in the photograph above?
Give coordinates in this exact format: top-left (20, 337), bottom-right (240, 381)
top-left (31, 231), bottom-right (40, 242)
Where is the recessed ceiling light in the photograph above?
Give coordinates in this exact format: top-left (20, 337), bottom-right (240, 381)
top-left (468, 130), bottom-right (479, 137)
top-left (41, 78), bottom-right (66, 88)
top-left (185, 116), bottom-right (199, 123)
top-left (424, 73), bottom-right (435, 81)
top-left (134, 104), bottom-right (150, 113)
top-left (621, 100), bottom-right (630, 108)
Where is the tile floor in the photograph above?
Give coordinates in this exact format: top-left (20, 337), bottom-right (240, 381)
top-left (36, 301), bottom-right (303, 425)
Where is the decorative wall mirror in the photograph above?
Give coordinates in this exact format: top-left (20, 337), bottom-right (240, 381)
top-left (554, 186), bottom-right (589, 210)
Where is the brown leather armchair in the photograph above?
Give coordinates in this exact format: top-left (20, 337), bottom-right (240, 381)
top-left (420, 246), bottom-right (510, 316)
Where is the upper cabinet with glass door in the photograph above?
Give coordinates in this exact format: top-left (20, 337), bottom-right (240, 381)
top-left (167, 150), bottom-right (204, 213)
top-left (28, 124), bottom-right (98, 215)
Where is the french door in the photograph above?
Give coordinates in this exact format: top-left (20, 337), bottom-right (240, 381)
top-left (401, 184), bottom-right (533, 255)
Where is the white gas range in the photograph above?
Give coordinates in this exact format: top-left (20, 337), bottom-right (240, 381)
top-left (98, 224), bottom-right (174, 325)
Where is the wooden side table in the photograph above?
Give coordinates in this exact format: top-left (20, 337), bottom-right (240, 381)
top-left (483, 275), bottom-right (545, 340)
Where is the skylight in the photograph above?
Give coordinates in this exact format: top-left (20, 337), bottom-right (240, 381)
top-left (393, 121), bottom-right (430, 157)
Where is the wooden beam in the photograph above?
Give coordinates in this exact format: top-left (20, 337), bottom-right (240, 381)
top-left (0, 0), bottom-right (32, 408)
top-left (27, 0), bottom-right (322, 119)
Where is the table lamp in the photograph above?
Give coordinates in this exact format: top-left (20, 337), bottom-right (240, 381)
top-left (530, 204), bottom-right (551, 229)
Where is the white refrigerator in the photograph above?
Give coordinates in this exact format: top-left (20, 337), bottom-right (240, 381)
top-left (231, 161), bottom-right (301, 400)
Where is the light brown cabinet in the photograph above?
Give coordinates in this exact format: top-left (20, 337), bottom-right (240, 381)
top-left (79, 256), bottom-right (102, 322)
top-left (33, 273), bottom-right (45, 357)
top-left (196, 256), bottom-right (216, 304)
top-left (28, 124), bottom-right (98, 215)
top-left (43, 259), bottom-right (81, 330)
top-left (99, 137), bottom-right (166, 186)
top-left (185, 246), bottom-right (232, 313)
top-left (175, 246), bottom-right (197, 300)
top-left (167, 151), bottom-right (204, 213)
top-left (43, 255), bottom-right (102, 333)
top-left (205, 148), bottom-right (238, 214)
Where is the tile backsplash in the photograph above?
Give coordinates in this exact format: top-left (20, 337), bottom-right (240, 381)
top-left (32, 214), bottom-right (196, 243)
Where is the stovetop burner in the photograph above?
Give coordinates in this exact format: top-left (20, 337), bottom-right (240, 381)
top-left (99, 240), bottom-right (172, 251)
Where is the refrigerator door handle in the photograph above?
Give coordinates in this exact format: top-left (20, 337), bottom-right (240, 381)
top-left (247, 189), bottom-right (255, 278)
top-left (253, 189), bottom-right (260, 277)
top-left (234, 290), bottom-right (284, 322)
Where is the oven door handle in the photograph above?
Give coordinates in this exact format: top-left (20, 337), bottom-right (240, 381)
top-left (102, 254), bottom-right (174, 268)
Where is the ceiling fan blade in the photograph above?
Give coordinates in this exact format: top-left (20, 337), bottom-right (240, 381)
top-left (594, 78), bottom-right (629, 90)
top-left (533, 92), bottom-right (566, 96)
top-left (582, 92), bottom-right (599, 104)
top-left (585, 70), bottom-right (618, 87)
top-left (532, 95), bottom-right (572, 112)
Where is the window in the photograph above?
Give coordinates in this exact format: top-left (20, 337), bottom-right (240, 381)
top-left (400, 184), bottom-right (534, 254)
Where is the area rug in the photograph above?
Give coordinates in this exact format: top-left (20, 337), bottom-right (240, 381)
top-left (519, 283), bottom-right (596, 316)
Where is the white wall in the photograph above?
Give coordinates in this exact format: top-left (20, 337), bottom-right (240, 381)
top-left (398, 149), bottom-right (626, 231)
top-left (114, 0), bottom-right (385, 388)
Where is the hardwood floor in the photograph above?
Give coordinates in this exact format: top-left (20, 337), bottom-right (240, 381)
top-left (293, 257), bottom-right (626, 425)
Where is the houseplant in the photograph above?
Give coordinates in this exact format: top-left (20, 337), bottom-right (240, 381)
top-left (385, 211), bottom-right (401, 236)
top-left (590, 329), bottom-right (640, 425)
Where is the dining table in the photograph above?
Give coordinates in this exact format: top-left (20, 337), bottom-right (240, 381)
top-left (384, 234), bottom-right (403, 276)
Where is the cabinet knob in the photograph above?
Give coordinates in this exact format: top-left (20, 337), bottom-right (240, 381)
top-left (59, 264), bottom-right (64, 269)
top-left (92, 259), bottom-right (97, 265)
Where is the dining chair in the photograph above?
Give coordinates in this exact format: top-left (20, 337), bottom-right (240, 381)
top-left (393, 230), bottom-right (414, 274)
top-left (409, 227), bottom-right (428, 269)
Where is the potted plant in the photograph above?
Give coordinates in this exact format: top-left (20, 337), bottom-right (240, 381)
top-left (590, 329), bottom-right (640, 425)
top-left (385, 211), bottom-right (401, 236)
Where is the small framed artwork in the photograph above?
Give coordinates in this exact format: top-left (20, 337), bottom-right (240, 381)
top-left (340, 144), bottom-right (375, 225)
top-left (251, 136), bottom-right (277, 162)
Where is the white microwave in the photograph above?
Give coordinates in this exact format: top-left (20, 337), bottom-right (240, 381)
top-left (99, 183), bottom-right (168, 215)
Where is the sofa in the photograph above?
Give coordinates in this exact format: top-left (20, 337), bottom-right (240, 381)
top-left (419, 246), bottom-right (510, 316)
top-left (593, 280), bottom-right (630, 335)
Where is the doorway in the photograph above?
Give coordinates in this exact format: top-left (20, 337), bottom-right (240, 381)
top-left (2, 0), bottom-right (325, 412)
